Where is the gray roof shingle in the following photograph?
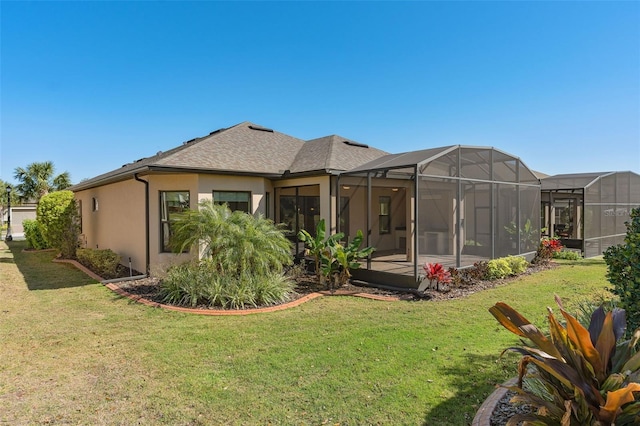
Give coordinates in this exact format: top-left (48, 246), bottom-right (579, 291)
top-left (155, 122), bottom-right (305, 174)
top-left (72, 122), bottom-right (391, 191)
top-left (289, 135), bottom-right (389, 174)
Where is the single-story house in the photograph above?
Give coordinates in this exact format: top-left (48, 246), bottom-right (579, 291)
top-left (71, 121), bottom-right (542, 287)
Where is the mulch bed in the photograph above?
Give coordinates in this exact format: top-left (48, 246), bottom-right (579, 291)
top-left (114, 262), bottom-right (558, 309)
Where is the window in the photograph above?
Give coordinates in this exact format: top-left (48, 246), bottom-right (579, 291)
top-left (213, 191), bottom-right (251, 213)
top-left (160, 191), bottom-right (190, 253)
top-left (379, 196), bottom-right (391, 234)
top-left (92, 197), bottom-right (99, 212)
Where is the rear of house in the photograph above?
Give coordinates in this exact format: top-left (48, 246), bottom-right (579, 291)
top-left (74, 121), bottom-right (589, 288)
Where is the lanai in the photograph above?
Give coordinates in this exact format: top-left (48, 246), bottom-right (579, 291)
top-left (337, 145), bottom-right (541, 288)
top-left (541, 171), bottom-right (640, 257)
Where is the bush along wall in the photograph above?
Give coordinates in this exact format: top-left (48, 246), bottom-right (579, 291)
top-left (36, 190), bottom-right (80, 259)
top-left (22, 219), bottom-right (50, 250)
top-left (76, 248), bottom-right (121, 280)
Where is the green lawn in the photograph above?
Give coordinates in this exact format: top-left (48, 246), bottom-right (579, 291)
top-left (0, 240), bottom-right (610, 425)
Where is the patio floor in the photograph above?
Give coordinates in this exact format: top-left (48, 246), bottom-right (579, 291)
top-left (367, 252), bottom-right (488, 276)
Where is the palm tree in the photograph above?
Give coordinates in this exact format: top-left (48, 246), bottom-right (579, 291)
top-left (170, 201), bottom-right (293, 278)
top-left (13, 161), bottom-right (71, 202)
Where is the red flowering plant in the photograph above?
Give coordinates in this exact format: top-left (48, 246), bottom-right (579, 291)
top-left (418, 262), bottom-right (452, 292)
top-left (534, 237), bottom-right (563, 264)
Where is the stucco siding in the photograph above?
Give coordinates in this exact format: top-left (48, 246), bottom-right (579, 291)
top-left (197, 174), bottom-right (272, 216)
top-left (75, 179), bottom-right (147, 273)
top-left (148, 174), bottom-right (199, 274)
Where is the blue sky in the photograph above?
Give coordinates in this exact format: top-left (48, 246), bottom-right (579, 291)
top-left (1, 1), bottom-right (638, 184)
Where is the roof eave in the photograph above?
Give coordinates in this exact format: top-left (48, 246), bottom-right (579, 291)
top-left (71, 165), bottom-right (284, 192)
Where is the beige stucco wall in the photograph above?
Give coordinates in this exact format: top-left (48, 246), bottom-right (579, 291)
top-left (149, 174), bottom-right (276, 273)
top-left (75, 172), bottom-right (336, 276)
top-left (75, 179), bottom-right (147, 274)
top-left (197, 174), bottom-right (273, 216)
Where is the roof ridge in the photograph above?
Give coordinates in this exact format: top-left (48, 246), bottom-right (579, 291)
top-left (325, 135), bottom-right (336, 170)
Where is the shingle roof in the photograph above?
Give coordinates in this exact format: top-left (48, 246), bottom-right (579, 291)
top-left (155, 122), bottom-right (305, 174)
top-left (72, 122), bottom-right (306, 190)
top-left (71, 122), bottom-right (390, 191)
top-left (289, 135), bottom-right (389, 174)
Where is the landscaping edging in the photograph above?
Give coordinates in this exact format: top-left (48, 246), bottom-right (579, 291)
top-left (471, 377), bottom-right (518, 426)
top-left (103, 285), bottom-right (401, 316)
top-left (55, 257), bottom-right (401, 315)
top-left (53, 257), bottom-right (105, 282)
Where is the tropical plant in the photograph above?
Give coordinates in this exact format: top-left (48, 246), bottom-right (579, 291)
top-left (534, 236), bottom-right (563, 264)
top-left (22, 219), bottom-right (50, 250)
top-left (418, 263), bottom-right (452, 291)
top-left (604, 207), bottom-right (640, 333)
top-left (14, 161), bottom-right (71, 202)
top-left (160, 261), bottom-right (294, 309)
top-left (320, 229), bottom-right (375, 291)
top-left (299, 220), bottom-right (375, 292)
top-left (489, 297), bottom-right (640, 425)
top-left (505, 218), bottom-right (540, 251)
top-left (298, 219), bottom-right (336, 284)
top-left (170, 201), bottom-right (293, 277)
top-left (163, 201), bottom-right (295, 308)
top-left (36, 190), bottom-right (80, 258)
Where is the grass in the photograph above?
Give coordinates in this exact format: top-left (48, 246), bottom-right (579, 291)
top-left (0, 241), bottom-right (611, 425)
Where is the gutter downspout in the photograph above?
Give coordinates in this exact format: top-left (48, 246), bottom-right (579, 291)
top-left (134, 174), bottom-right (150, 275)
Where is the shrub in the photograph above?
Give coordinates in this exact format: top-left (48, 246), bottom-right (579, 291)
top-left (490, 298), bottom-right (640, 425)
top-left (76, 248), bottom-right (121, 279)
top-left (37, 190), bottom-right (79, 258)
top-left (465, 261), bottom-right (489, 281)
top-left (23, 219), bottom-right (50, 250)
top-left (604, 207), bottom-right (640, 333)
top-left (505, 255), bottom-right (528, 275)
top-left (164, 202), bottom-right (296, 308)
top-left (554, 249), bottom-right (582, 260)
top-left (299, 219), bottom-right (375, 291)
top-left (160, 261), bottom-right (294, 309)
top-left (486, 258), bottom-right (512, 280)
top-left (170, 201), bottom-right (293, 278)
top-left (418, 263), bottom-right (452, 291)
top-left (533, 237), bottom-right (563, 264)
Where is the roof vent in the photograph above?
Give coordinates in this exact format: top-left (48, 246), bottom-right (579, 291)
top-left (134, 158), bottom-right (144, 163)
top-left (209, 127), bottom-right (225, 135)
top-left (249, 125), bottom-right (274, 133)
top-left (156, 151), bottom-right (163, 156)
top-left (343, 140), bottom-right (369, 148)
top-left (183, 138), bottom-right (197, 145)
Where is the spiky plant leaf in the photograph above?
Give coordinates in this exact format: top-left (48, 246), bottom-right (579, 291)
top-left (560, 308), bottom-right (605, 382)
top-left (599, 383), bottom-right (640, 424)
top-left (490, 303), bottom-right (564, 360)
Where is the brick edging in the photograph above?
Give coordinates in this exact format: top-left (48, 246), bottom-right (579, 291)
top-left (104, 285), bottom-right (401, 316)
top-left (471, 377), bottom-right (518, 426)
top-left (104, 283), bottom-right (326, 315)
top-left (52, 258), bottom-right (105, 282)
top-left (54, 257), bottom-right (401, 315)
